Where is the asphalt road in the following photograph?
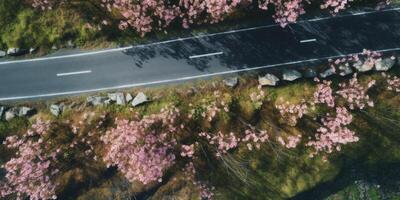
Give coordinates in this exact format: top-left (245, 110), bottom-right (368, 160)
top-left (1, 7), bottom-right (400, 101)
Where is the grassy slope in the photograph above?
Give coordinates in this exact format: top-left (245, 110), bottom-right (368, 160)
top-left (0, 67), bottom-right (399, 199)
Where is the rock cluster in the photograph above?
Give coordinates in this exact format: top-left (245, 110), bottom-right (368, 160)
top-left (259, 74), bottom-right (280, 86)
top-left (0, 106), bottom-right (36, 121)
top-left (86, 92), bottom-right (149, 107)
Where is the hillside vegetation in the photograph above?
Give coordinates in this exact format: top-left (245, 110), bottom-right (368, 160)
top-left (0, 61), bottom-right (399, 199)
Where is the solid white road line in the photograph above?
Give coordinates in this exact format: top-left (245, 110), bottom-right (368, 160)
top-left (189, 52), bottom-right (223, 59)
top-left (56, 70), bottom-right (92, 77)
top-left (0, 7), bottom-right (399, 66)
top-left (353, 12), bottom-right (368, 16)
top-left (1, 47), bottom-right (399, 101)
top-left (300, 38), bottom-right (317, 43)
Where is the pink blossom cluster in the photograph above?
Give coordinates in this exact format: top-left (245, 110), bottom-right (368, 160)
top-left (0, 119), bottom-right (59, 200)
top-left (358, 49), bottom-right (382, 69)
top-left (242, 128), bottom-right (269, 150)
top-left (277, 134), bottom-right (302, 148)
top-left (313, 79), bottom-right (335, 107)
top-left (180, 0), bottom-right (247, 28)
top-left (102, 0), bottom-right (180, 36)
top-left (250, 85), bottom-right (266, 109)
top-left (259, 0), bottom-right (305, 27)
top-left (382, 73), bottom-right (400, 93)
top-left (275, 100), bottom-right (308, 126)
top-left (101, 106), bottom-right (181, 185)
top-left (320, 0), bottom-right (352, 14)
top-left (336, 74), bottom-right (376, 110)
top-left (181, 144), bottom-right (196, 158)
top-left (101, 0), bottom-right (249, 36)
top-left (307, 107), bottom-right (358, 156)
top-left (199, 128), bottom-right (269, 155)
top-left (199, 183), bottom-right (215, 200)
top-left (199, 131), bottom-right (239, 157)
top-left (189, 91), bottom-right (229, 122)
top-left (327, 54), bottom-right (359, 76)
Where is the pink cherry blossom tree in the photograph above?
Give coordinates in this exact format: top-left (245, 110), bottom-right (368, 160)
top-left (277, 134), bottom-right (302, 149)
top-left (313, 79), bottom-right (335, 108)
top-left (101, 106), bottom-right (182, 185)
top-left (336, 73), bottom-right (376, 110)
top-left (307, 106), bottom-right (358, 156)
top-left (320, 0), bottom-right (352, 14)
top-left (275, 99), bottom-right (309, 126)
top-left (0, 119), bottom-right (59, 200)
top-left (259, 0), bottom-right (305, 27)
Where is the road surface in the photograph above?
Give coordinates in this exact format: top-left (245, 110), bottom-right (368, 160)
top-left (1, 7), bottom-right (400, 101)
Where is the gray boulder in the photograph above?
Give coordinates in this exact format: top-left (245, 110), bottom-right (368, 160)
top-left (116, 93), bottom-right (126, 105)
top-left (52, 45), bottom-right (58, 50)
top-left (320, 67), bottom-right (336, 78)
top-left (7, 48), bottom-right (22, 56)
top-left (66, 40), bottom-right (75, 48)
top-left (104, 99), bottom-right (113, 105)
top-left (132, 92), bottom-right (148, 107)
top-left (223, 77), bottom-right (239, 88)
top-left (87, 96), bottom-right (108, 106)
top-left (303, 68), bottom-right (317, 78)
top-left (108, 93), bottom-right (125, 105)
top-left (29, 48), bottom-right (36, 54)
top-left (0, 106), bottom-right (5, 119)
top-left (258, 74), bottom-right (279, 86)
top-left (18, 107), bottom-right (35, 117)
top-left (353, 60), bottom-right (374, 72)
top-left (375, 57), bottom-right (396, 71)
top-left (282, 70), bottom-right (302, 81)
top-left (0, 50), bottom-right (6, 57)
top-left (126, 93), bottom-right (133, 103)
top-left (338, 65), bottom-right (353, 76)
top-left (50, 104), bottom-right (63, 117)
top-left (5, 108), bottom-right (18, 121)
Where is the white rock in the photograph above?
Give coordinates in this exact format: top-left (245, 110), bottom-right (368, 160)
top-left (258, 74), bottom-right (279, 86)
top-left (338, 65), bottom-right (353, 76)
top-left (66, 40), bottom-right (75, 48)
top-left (29, 48), bottom-right (36, 54)
top-left (132, 92), bottom-right (148, 107)
top-left (116, 93), bottom-right (126, 105)
top-left (18, 107), bottom-right (35, 117)
top-left (0, 106), bottom-right (5, 119)
top-left (7, 48), bottom-right (21, 56)
top-left (107, 93), bottom-right (118, 101)
top-left (223, 77), bottom-right (239, 88)
top-left (126, 93), bottom-right (133, 102)
top-left (0, 50), bottom-right (6, 57)
top-left (108, 92), bottom-right (126, 105)
top-left (282, 70), bottom-right (302, 81)
top-left (87, 96), bottom-right (108, 106)
top-left (353, 60), bottom-right (374, 72)
top-left (5, 108), bottom-right (18, 121)
top-left (375, 57), bottom-right (395, 71)
top-left (50, 104), bottom-right (63, 117)
top-left (320, 67), bottom-right (336, 78)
